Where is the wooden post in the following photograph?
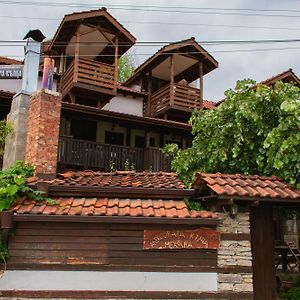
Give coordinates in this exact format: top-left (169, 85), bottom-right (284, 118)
top-left (66, 118), bottom-right (72, 136)
top-left (126, 127), bottom-right (131, 147)
top-left (145, 131), bottom-right (150, 148)
top-left (114, 36), bottom-right (119, 93)
top-left (250, 204), bottom-right (276, 300)
top-left (199, 61), bottom-right (203, 110)
top-left (147, 71), bottom-right (152, 116)
top-left (170, 54), bottom-right (175, 106)
top-left (73, 32), bottom-right (80, 83)
top-left (159, 133), bottom-right (164, 148)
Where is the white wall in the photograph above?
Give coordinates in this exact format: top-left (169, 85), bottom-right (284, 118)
top-left (0, 271), bottom-right (217, 292)
top-left (103, 94), bottom-right (144, 116)
top-left (0, 79), bottom-right (22, 93)
top-left (0, 76), bottom-right (58, 94)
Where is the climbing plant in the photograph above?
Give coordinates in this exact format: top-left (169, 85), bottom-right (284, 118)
top-left (164, 80), bottom-right (300, 188)
top-left (0, 161), bottom-right (46, 211)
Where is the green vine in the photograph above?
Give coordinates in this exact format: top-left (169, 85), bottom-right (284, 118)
top-left (0, 161), bottom-right (46, 211)
top-left (0, 238), bottom-right (8, 263)
top-left (184, 197), bottom-right (203, 211)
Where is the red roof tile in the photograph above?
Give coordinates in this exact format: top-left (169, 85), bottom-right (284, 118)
top-left (13, 197), bottom-right (218, 219)
top-left (259, 68), bottom-right (300, 87)
top-left (0, 56), bottom-right (23, 65)
top-left (193, 173), bottom-right (300, 201)
top-left (116, 83), bottom-right (147, 96)
top-left (29, 171), bottom-right (186, 190)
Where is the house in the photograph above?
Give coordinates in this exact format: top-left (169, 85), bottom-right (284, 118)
top-left (0, 170), bottom-right (299, 299)
top-left (1, 7), bottom-right (300, 300)
top-left (1, 8), bottom-right (217, 172)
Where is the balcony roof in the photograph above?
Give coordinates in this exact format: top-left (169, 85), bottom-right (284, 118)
top-left (126, 38), bottom-right (218, 85)
top-left (62, 102), bottom-right (192, 132)
top-left (47, 8), bottom-right (136, 63)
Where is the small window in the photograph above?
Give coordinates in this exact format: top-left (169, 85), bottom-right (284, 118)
top-left (105, 131), bottom-right (124, 146)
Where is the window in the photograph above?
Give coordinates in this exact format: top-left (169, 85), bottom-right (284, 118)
top-left (105, 131), bottom-right (124, 146)
top-left (135, 136), bottom-right (145, 148)
top-left (70, 118), bottom-right (97, 142)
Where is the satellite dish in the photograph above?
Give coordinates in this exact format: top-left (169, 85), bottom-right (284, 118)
top-left (23, 30), bottom-right (45, 42)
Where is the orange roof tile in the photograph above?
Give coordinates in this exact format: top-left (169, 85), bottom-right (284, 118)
top-left (259, 68), bottom-right (300, 87)
top-left (0, 56), bottom-right (23, 65)
top-left (28, 171), bottom-right (186, 190)
top-left (193, 173), bottom-right (300, 201)
top-left (13, 197), bottom-right (218, 219)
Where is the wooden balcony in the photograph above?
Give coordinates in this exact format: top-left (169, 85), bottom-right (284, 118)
top-left (149, 83), bottom-right (201, 119)
top-left (60, 58), bottom-right (116, 100)
top-left (58, 136), bottom-right (172, 172)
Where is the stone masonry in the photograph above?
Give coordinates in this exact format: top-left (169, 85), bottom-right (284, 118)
top-left (217, 212), bottom-right (253, 293)
top-left (2, 92), bottom-right (30, 170)
top-left (25, 90), bottom-right (62, 175)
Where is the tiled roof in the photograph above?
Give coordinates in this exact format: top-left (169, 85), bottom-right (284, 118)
top-left (259, 68), bottom-right (300, 87)
top-left (13, 197), bottom-right (218, 219)
top-left (0, 90), bottom-right (14, 99)
top-left (28, 171), bottom-right (186, 189)
top-left (0, 56), bottom-right (23, 65)
top-left (193, 173), bottom-right (300, 201)
top-left (116, 83), bottom-right (147, 96)
top-left (203, 100), bottom-right (216, 109)
top-left (125, 37), bottom-right (218, 86)
top-left (215, 68), bottom-right (300, 106)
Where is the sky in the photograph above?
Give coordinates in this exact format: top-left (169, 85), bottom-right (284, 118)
top-left (1, 0), bottom-right (300, 101)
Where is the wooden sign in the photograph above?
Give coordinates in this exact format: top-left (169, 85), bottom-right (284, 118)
top-left (0, 65), bottom-right (23, 79)
top-left (143, 228), bottom-right (220, 250)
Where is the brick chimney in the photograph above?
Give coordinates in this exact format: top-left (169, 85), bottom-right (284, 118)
top-left (25, 90), bottom-right (62, 176)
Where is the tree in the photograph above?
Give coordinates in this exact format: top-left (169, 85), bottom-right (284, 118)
top-left (164, 79), bottom-right (300, 188)
top-left (117, 54), bottom-right (135, 83)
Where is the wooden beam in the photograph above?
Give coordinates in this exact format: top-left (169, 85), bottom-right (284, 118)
top-left (145, 131), bottom-right (150, 148)
top-left (114, 36), bottom-right (119, 92)
top-left (199, 61), bottom-right (204, 110)
top-left (170, 54), bottom-right (175, 106)
top-left (147, 71), bottom-right (152, 116)
top-left (126, 127), bottom-right (131, 147)
top-left (73, 32), bottom-right (80, 83)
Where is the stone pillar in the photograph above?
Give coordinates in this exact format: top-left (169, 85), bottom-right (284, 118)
top-left (217, 212), bottom-right (253, 294)
top-left (25, 90), bottom-right (62, 176)
top-left (2, 92), bottom-right (30, 169)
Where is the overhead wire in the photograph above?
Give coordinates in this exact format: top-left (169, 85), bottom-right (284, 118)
top-left (1, 1), bottom-right (300, 18)
top-left (3, 45), bottom-right (300, 59)
top-left (2, 38), bottom-right (300, 46)
top-left (0, 15), bottom-right (299, 32)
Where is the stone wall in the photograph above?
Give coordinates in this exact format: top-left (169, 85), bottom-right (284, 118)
top-left (25, 90), bottom-right (61, 175)
top-left (2, 92), bottom-right (30, 170)
top-left (217, 212), bottom-right (253, 294)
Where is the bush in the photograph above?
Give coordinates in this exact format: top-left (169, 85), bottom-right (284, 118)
top-left (280, 287), bottom-right (300, 300)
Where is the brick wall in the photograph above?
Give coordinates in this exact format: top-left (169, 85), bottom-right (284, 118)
top-left (25, 90), bottom-right (61, 175)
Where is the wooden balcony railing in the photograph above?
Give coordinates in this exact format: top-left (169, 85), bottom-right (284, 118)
top-left (149, 83), bottom-right (201, 117)
top-left (61, 58), bottom-right (115, 97)
top-left (58, 137), bottom-right (172, 172)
